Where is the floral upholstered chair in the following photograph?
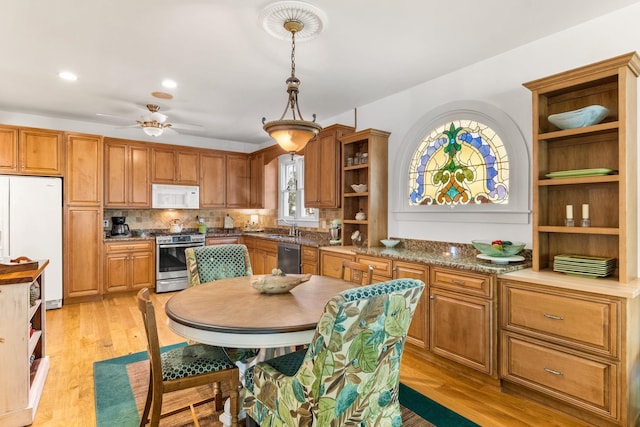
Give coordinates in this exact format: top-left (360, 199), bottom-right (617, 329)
top-left (242, 278), bottom-right (425, 427)
top-left (185, 244), bottom-right (252, 287)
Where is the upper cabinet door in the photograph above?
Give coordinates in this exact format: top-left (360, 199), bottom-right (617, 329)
top-left (200, 152), bottom-right (226, 208)
top-left (0, 126), bottom-right (18, 173)
top-left (305, 124), bottom-right (354, 208)
top-left (226, 153), bottom-right (249, 208)
top-left (65, 132), bottom-right (103, 206)
top-left (104, 139), bottom-right (150, 208)
top-left (151, 147), bottom-right (199, 185)
top-left (18, 128), bottom-right (64, 176)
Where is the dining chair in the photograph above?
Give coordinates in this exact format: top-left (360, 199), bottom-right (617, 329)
top-left (185, 244), bottom-right (252, 286)
top-left (184, 243), bottom-right (258, 364)
top-left (341, 259), bottom-right (374, 285)
top-left (242, 278), bottom-right (426, 427)
top-left (136, 288), bottom-right (240, 427)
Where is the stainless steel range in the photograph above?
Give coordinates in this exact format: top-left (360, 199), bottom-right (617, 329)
top-left (155, 233), bottom-right (205, 293)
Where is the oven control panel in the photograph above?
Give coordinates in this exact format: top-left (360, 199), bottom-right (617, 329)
top-left (155, 233), bottom-right (206, 244)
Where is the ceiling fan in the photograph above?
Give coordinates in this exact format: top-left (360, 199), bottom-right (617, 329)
top-left (96, 103), bottom-right (200, 137)
top-left (136, 104), bottom-right (171, 137)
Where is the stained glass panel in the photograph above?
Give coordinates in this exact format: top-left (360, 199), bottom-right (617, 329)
top-left (408, 120), bottom-right (509, 206)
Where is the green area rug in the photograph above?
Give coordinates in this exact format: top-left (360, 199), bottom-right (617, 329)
top-left (94, 345), bottom-right (478, 426)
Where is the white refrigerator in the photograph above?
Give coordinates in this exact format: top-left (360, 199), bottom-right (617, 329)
top-left (0, 176), bottom-right (63, 309)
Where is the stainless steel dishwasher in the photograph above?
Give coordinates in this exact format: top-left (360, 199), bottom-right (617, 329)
top-left (277, 242), bottom-right (301, 274)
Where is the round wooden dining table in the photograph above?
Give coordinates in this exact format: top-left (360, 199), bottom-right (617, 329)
top-left (165, 274), bottom-right (357, 348)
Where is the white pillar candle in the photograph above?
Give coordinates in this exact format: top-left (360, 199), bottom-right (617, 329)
top-left (566, 205), bottom-right (573, 219)
top-left (582, 204), bottom-right (589, 219)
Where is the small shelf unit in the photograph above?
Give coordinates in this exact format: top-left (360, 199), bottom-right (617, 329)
top-left (340, 129), bottom-right (389, 248)
top-left (524, 52), bottom-right (639, 282)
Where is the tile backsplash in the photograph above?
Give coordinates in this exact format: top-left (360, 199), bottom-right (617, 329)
top-left (103, 208), bottom-right (341, 233)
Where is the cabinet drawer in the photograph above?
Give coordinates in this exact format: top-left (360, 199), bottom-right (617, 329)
top-left (206, 237), bottom-right (239, 245)
top-left (105, 241), bottom-right (153, 253)
top-left (501, 332), bottom-right (617, 419)
top-left (501, 282), bottom-right (618, 357)
top-left (255, 239), bottom-right (277, 252)
top-left (430, 267), bottom-right (492, 298)
top-left (320, 251), bottom-right (354, 279)
top-left (356, 255), bottom-right (392, 278)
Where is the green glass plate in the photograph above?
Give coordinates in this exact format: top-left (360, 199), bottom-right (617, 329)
top-left (545, 168), bottom-right (614, 178)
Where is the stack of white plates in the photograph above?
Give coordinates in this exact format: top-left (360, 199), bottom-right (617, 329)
top-left (553, 254), bottom-right (616, 277)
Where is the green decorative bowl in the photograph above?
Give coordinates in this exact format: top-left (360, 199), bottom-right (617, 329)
top-left (471, 240), bottom-right (525, 257)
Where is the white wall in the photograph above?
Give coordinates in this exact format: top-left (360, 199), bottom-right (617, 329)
top-left (327, 2), bottom-right (640, 248)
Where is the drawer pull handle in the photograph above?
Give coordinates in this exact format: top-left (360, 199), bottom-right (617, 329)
top-left (452, 280), bottom-right (465, 285)
top-left (543, 313), bottom-right (564, 320)
top-left (544, 367), bottom-right (563, 376)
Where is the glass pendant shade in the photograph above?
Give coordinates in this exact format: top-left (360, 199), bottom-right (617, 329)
top-left (142, 125), bottom-right (164, 137)
top-left (264, 119), bottom-right (321, 152)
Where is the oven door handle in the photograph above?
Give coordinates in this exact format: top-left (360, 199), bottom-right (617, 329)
top-left (158, 242), bottom-right (205, 249)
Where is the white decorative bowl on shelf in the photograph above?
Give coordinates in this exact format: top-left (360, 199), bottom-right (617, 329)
top-left (351, 184), bottom-right (368, 193)
top-left (547, 105), bottom-right (609, 130)
top-left (380, 239), bottom-right (400, 248)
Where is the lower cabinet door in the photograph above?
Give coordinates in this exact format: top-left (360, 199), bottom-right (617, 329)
top-left (429, 288), bottom-right (492, 374)
top-left (501, 332), bottom-right (617, 420)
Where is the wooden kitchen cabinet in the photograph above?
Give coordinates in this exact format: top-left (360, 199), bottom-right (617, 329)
top-left (65, 132), bottom-right (103, 206)
top-left (104, 240), bottom-right (154, 293)
top-left (200, 152), bottom-right (226, 208)
top-left (341, 129), bottom-right (389, 248)
top-left (524, 52), bottom-right (639, 282)
top-left (251, 238), bottom-right (278, 275)
top-left (429, 266), bottom-right (496, 376)
top-left (499, 276), bottom-right (636, 426)
top-left (151, 146), bottom-right (199, 185)
top-left (0, 125), bottom-right (63, 176)
top-left (64, 207), bottom-right (103, 300)
top-left (320, 247), bottom-right (355, 279)
top-left (104, 139), bottom-right (151, 208)
top-left (249, 152), bottom-right (264, 208)
top-left (304, 124), bottom-right (354, 208)
top-left (302, 245), bottom-right (318, 275)
top-left (0, 262), bottom-right (49, 426)
top-left (226, 153), bottom-right (249, 208)
top-left (393, 260), bottom-right (429, 351)
top-left (355, 254), bottom-right (430, 352)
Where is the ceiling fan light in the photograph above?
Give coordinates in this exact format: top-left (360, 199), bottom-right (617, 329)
top-left (264, 119), bottom-right (321, 152)
top-left (142, 126), bottom-right (164, 137)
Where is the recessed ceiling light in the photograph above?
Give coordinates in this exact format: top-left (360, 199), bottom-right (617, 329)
top-left (58, 71), bottom-right (78, 81)
top-left (162, 79), bottom-right (177, 89)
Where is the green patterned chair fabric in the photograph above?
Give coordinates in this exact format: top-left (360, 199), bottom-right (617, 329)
top-left (161, 343), bottom-right (236, 381)
top-left (185, 244), bottom-right (252, 287)
top-left (185, 244), bottom-right (257, 363)
top-left (242, 278), bottom-right (426, 427)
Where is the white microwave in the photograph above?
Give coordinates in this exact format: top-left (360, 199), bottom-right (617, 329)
top-left (152, 184), bottom-right (200, 209)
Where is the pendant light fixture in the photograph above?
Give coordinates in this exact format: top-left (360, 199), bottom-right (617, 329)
top-left (260, 1), bottom-right (326, 153)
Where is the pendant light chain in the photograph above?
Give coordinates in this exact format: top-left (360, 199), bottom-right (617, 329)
top-left (290, 29), bottom-right (296, 78)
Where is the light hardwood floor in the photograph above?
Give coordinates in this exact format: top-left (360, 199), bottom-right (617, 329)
top-left (32, 291), bottom-right (589, 427)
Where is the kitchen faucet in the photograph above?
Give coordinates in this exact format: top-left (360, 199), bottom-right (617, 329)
top-left (280, 217), bottom-right (299, 237)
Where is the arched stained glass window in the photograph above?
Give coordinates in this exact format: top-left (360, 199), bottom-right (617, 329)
top-left (408, 119), bottom-right (509, 206)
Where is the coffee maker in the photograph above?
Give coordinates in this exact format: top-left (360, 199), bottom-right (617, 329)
top-left (111, 216), bottom-right (130, 236)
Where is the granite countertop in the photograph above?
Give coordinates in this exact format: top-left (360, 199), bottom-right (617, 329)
top-left (353, 246), bottom-right (532, 275)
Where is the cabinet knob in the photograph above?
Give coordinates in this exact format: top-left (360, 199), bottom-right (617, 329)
top-left (429, 295), bottom-right (435, 300)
